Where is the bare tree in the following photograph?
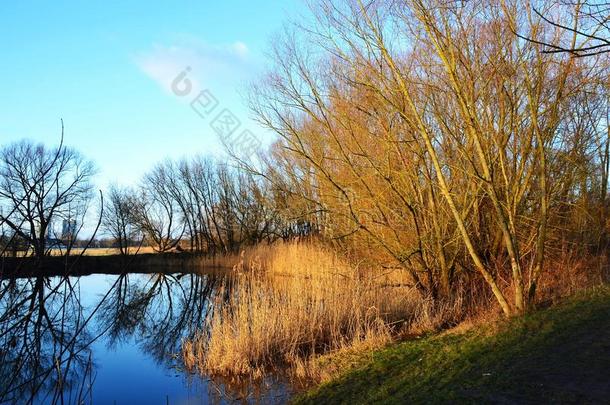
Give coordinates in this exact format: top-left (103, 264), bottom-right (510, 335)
top-left (130, 156), bottom-right (283, 254)
top-left (0, 136), bottom-right (96, 258)
top-left (247, 0), bottom-right (608, 314)
top-left (516, 0), bottom-right (610, 57)
top-left (134, 163), bottom-right (185, 252)
top-left (102, 184), bottom-right (139, 255)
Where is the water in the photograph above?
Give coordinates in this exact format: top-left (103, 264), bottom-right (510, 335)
top-left (0, 272), bottom-right (291, 404)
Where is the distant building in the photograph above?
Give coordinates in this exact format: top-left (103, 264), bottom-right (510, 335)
top-left (61, 219), bottom-right (77, 240)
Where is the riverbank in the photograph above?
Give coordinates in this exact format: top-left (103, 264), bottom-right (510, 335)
top-left (0, 251), bottom-right (234, 279)
top-left (294, 285), bottom-right (610, 404)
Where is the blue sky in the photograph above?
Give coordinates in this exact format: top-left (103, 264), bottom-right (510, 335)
top-left (0, 1), bottom-right (305, 187)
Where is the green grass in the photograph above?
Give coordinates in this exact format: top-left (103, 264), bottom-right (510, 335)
top-left (295, 286), bottom-right (610, 404)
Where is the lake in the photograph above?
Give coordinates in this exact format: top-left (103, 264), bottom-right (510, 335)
top-left (0, 272), bottom-right (292, 404)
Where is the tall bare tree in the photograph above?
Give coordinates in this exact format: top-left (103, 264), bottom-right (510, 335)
top-left (0, 135), bottom-right (96, 258)
top-left (248, 0), bottom-right (608, 314)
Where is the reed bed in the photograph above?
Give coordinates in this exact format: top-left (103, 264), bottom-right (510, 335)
top-left (182, 242), bottom-right (448, 379)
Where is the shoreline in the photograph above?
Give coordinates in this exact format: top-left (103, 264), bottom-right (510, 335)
top-left (0, 252), bottom-right (232, 279)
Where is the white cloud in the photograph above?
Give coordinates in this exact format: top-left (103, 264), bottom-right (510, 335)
top-left (232, 41), bottom-right (249, 58)
top-left (133, 38), bottom-right (253, 96)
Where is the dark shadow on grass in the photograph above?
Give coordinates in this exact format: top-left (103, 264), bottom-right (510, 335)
top-left (296, 287), bottom-right (610, 404)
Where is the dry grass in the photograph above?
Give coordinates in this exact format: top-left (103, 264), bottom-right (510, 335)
top-left (182, 241), bottom-right (607, 382)
top-left (43, 246), bottom-right (158, 256)
top-left (182, 242), bottom-right (461, 381)
top-left (536, 249), bottom-right (609, 304)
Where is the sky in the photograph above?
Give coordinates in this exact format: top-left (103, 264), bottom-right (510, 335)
top-left (0, 1), bottom-right (306, 188)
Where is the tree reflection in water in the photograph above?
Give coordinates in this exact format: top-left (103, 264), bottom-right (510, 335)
top-left (0, 271), bottom-right (289, 404)
top-left (96, 272), bottom-right (224, 366)
top-left (0, 276), bottom-right (95, 404)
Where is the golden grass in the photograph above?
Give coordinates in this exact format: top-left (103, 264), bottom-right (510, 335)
top-left (180, 241), bottom-right (609, 384)
top-left (182, 241), bottom-right (455, 381)
top-left (42, 246), bottom-right (157, 256)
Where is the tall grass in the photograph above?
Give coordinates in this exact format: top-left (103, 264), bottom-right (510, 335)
top-left (182, 241), bottom-right (608, 381)
top-left (182, 242), bottom-right (465, 380)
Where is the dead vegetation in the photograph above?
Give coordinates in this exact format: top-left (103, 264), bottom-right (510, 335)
top-left (183, 242), bottom-right (486, 380)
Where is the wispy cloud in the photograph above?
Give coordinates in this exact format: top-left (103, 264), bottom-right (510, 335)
top-left (134, 38), bottom-right (253, 95)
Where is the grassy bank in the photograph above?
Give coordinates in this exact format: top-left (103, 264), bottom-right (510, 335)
top-left (295, 285), bottom-right (610, 404)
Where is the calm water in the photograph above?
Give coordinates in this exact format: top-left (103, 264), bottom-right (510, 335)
top-left (0, 272), bottom-right (291, 404)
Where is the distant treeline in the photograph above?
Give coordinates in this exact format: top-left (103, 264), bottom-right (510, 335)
top-left (0, 140), bottom-right (314, 259)
top-left (101, 157), bottom-right (314, 256)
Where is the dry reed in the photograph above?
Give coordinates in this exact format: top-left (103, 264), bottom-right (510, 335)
top-left (182, 242), bottom-right (429, 379)
top-left (182, 241), bottom-right (607, 381)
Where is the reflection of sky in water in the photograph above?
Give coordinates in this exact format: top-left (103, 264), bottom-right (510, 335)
top-left (90, 334), bottom-right (206, 404)
top-left (0, 273), bottom-right (290, 404)
top-left (82, 274), bottom-right (204, 404)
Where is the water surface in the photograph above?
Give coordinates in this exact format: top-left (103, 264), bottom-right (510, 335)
top-left (0, 272), bottom-right (290, 404)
